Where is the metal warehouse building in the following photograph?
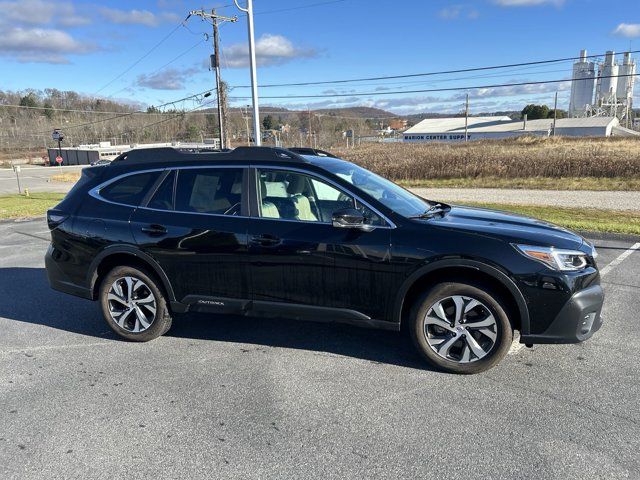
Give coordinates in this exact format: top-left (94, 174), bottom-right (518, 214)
top-left (403, 116), bottom-right (638, 142)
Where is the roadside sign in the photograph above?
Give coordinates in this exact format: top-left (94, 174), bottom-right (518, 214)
top-left (14, 165), bottom-right (21, 173)
top-left (52, 130), bottom-right (64, 141)
top-left (55, 156), bottom-right (63, 165)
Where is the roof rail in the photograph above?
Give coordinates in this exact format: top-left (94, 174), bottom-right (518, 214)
top-left (110, 146), bottom-right (308, 165)
top-left (287, 147), bottom-right (338, 158)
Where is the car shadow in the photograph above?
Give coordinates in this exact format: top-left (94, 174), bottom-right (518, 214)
top-left (0, 267), bottom-right (430, 371)
top-left (0, 267), bottom-right (116, 339)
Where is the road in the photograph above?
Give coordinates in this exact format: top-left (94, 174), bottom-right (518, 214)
top-left (0, 218), bottom-right (638, 479)
top-left (0, 166), bottom-right (84, 195)
top-left (2, 166), bottom-right (640, 211)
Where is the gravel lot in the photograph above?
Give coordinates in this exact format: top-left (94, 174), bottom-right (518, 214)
top-left (413, 187), bottom-right (640, 212)
top-left (0, 218), bottom-right (639, 479)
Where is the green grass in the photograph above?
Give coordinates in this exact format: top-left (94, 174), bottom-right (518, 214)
top-left (398, 176), bottom-right (640, 191)
top-left (0, 193), bottom-right (65, 220)
top-left (460, 202), bottom-right (640, 236)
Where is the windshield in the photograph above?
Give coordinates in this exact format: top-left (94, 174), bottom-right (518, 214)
top-left (309, 157), bottom-right (431, 217)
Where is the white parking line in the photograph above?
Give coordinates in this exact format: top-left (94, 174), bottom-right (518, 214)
top-left (509, 332), bottom-right (524, 355)
top-left (600, 242), bottom-right (640, 277)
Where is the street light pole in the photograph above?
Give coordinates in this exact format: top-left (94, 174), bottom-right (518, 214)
top-left (234, 0), bottom-right (261, 146)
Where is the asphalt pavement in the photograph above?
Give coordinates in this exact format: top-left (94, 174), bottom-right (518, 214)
top-left (0, 166), bottom-right (84, 195)
top-left (0, 218), bottom-right (639, 479)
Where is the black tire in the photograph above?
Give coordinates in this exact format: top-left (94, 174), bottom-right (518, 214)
top-left (409, 282), bottom-right (513, 374)
top-left (99, 265), bottom-right (172, 342)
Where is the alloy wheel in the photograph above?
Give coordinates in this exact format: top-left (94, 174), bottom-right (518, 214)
top-left (423, 295), bottom-right (498, 363)
top-left (107, 276), bottom-right (157, 333)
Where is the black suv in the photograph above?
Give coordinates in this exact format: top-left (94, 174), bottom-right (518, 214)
top-left (45, 146), bottom-right (604, 374)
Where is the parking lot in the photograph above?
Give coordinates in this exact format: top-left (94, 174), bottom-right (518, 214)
top-left (0, 218), bottom-right (638, 479)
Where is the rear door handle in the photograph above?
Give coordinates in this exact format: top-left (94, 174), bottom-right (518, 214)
top-left (250, 234), bottom-right (280, 246)
top-left (141, 224), bottom-right (167, 236)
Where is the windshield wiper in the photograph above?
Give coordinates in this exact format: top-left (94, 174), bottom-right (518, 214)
top-left (408, 203), bottom-right (449, 219)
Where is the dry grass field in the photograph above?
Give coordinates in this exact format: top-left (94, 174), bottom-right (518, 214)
top-left (333, 136), bottom-right (640, 187)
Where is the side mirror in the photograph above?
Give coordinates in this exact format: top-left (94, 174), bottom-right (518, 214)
top-left (331, 208), bottom-right (374, 232)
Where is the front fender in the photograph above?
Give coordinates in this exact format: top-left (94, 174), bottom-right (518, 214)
top-left (393, 258), bottom-right (531, 336)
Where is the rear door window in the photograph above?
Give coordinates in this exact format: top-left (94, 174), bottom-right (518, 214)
top-left (147, 171), bottom-right (175, 210)
top-left (175, 168), bottom-right (243, 215)
top-left (100, 171), bottom-right (161, 206)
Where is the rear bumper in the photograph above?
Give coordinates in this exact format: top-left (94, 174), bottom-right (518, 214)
top-left (45, 244), bottom-right (93, 300)
top-left (520, 284), bottom-right (604, 344)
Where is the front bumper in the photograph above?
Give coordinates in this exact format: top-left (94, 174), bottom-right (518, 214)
top-left (520, 284), bottom-right (604, 344)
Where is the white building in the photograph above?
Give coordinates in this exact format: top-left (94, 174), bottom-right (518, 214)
top-left (402, 116), bottom-right (637, 143)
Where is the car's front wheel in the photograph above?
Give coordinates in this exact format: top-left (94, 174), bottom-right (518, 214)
top-left (99, 265), bottom-right (172, 342)
top-left (410, 282), bottom-right (513, 374)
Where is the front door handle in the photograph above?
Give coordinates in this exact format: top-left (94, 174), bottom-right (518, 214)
top-left (141, 224), bottom-right (167, 236)
top-left (250, 234), bottom-right (280, 246)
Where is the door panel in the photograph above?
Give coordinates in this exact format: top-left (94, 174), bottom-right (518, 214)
top-left (249, 168), bottom-right (394, 321)
top-left (131, 167), bottom-right (249, 303)
top-left (131, 209), bottom-right (249, 302)
top-left (248, 219), bottom-right (393, 320)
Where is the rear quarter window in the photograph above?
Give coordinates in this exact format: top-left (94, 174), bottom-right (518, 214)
top-left (99, 171), bottom-right (161, 206)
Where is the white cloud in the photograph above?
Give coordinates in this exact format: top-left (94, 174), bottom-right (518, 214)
top-left (0, 27), bottom-right (95, 64)
top-left (99, 8), bottom-right (181, 27)
top-left (494, 0), bottom-right (565, 6)
top-left (612, 23), bottom-right (640, 38)
top-left (136, 67), bottom-right (200, 90)
top-left (0, 0), bottom-right (90, 27)
top-left (439, 5), bottom-right (479, 20)
top-left (223, 34), bottom-right (317, 68)
top-left (265, 80), bottom-right (572, 115)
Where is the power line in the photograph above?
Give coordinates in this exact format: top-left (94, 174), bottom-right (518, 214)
top-left (108, 37), bottom-right (209, 98)
top-left (254, 0), bottom-right (350, 16)
top-left (22, 90), bottom-right (216, 135)
top-left (228, 72), bottom-right (640, 100)
top-left (94, 16), bottom-right (190, 96)
top-left (0, 104), bottom-right (143, 115)
top-left (218, 0), bottom-right (350, 16)
top-left (114, 98), bottom-right (221, 137)
top-left (229, 49), bottom-right (640, 89)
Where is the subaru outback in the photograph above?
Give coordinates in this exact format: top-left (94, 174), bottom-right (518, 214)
top-left (45, 146), bottom-right (604, 374)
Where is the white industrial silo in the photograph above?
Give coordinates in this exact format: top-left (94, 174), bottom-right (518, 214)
top-left (569, 50), bottom-right (596, 117)
top-left (616, 52), bottom-right (636, 104)
top-left (596, 51), bottom-right (619, 102)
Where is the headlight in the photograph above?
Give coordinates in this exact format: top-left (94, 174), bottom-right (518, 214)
top-left (514, 244), bottom-right (588, 271)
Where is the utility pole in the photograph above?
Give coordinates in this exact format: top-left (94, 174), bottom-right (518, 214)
top-left (464, 93), bottom-right (469, 142)
top-left (234, 0), bottom-right (261, 145)
top-left (242, 105), bottom-right (250, 146)
top-left (552, 91), bottom-right (558, 137)
top-left (189, 9), bottom-right (237, 149)
top-left (308, 107), bottom-right (312, 147)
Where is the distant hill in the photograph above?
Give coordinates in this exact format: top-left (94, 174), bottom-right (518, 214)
top-left (225, 106), bottom-right (398, 120)
top-left (313, 107), bottom-right (397, 119)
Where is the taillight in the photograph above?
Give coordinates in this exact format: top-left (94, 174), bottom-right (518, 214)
top-left (47, 209), bottom-right (69, 230)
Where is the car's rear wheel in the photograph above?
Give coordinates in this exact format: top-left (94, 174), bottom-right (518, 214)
top-left (410, 282), bottom-right (513, 374)
top-left (99, 265), bottom-right (172, 342)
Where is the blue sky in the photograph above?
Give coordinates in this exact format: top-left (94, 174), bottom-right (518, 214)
top-left (1, 0), bottom-right (639, 114)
